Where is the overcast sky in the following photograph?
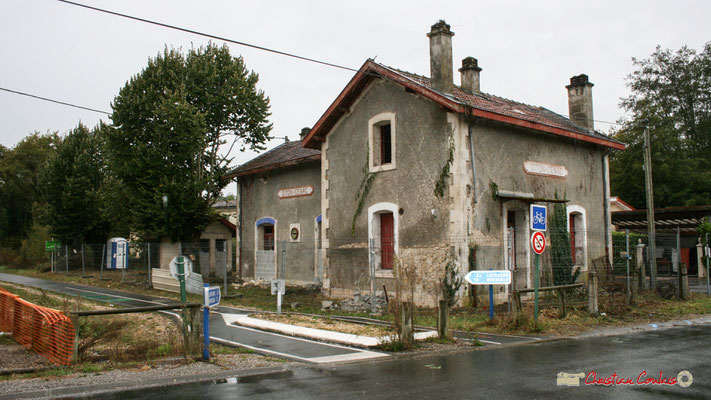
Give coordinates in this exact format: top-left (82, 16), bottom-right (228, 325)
top-left (3, 0), bottom-right (711, 189)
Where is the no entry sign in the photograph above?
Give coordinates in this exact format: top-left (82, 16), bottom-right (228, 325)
top-left (531, 231), bottom-right (546, 254)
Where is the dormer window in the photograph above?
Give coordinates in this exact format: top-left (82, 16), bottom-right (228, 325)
top-left (369, 112), bottom-right (396, 172)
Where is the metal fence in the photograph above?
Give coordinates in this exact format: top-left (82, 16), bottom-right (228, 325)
top-left (611, 228), bottom-right (710, 295)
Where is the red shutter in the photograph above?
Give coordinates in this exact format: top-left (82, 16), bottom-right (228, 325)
top-left (569, 216), bottom-right (576, 264)
top-left (380, 213), bottom-right (394, 270)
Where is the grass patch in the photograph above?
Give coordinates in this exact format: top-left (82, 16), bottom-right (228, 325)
top-left (0, 334), bottom-right (17, 346)
top-left (210, 343), bottom-right (254, 355)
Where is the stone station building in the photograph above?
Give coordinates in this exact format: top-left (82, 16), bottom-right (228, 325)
top-left (226, 21), bottom-right (625, 306)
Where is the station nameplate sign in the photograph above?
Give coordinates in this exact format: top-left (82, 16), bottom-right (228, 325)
top-left (278, 185), bottom-right (314, 199)
top-left (524, 161), bottom-right (568, 179)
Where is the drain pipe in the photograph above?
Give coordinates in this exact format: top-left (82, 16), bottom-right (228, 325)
top-left (237, 178), bottom-right (243, 281)
top-left (602, 148), bottom-right (613, 263)
top-left (468, 117), bottom-right (479, 203)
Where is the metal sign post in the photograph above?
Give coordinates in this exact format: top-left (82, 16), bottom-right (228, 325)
top-left (464, 270), bottom-right (511, 319)
top-left (203, 284), bottom-right (221, 361)
top-left (170, 256), bottom-right (191, 304)
top-left (271, 279), bottom-right (285, 314)
top-left (531, 231), bottom-right (546, 322)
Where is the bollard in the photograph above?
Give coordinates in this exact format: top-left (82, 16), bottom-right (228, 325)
top-left (400, 301), bottom-right (413, 346)
top-left (437, 299), bottom-right (449, 339)
top-left (588, 271), bottom-right (598, 315)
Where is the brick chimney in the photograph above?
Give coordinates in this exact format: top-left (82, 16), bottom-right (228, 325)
top-left (459, 57), bottom-right (482, 93)
top-left (299, 127), bottom-right (311, 140)
top-left (566, 74), bottom-right (594, 131)
top-left (427, 20), bottom-right (454, 94)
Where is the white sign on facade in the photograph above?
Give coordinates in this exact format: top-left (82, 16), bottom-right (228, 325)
top-left (523, 161), bottom-right (568, 178)
top-left (278, 185), bottom-right (314, 199)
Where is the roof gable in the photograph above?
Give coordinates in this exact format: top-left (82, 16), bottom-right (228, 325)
top-left (224, 140), bottom-right (320, 179)
top-left (303, 60), bottom-right (625, 150)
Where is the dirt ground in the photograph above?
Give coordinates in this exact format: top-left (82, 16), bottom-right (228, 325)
top-left (251, 313), bottom-right (392, 337)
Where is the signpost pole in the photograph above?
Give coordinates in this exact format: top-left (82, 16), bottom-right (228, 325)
top-left (488, 268), bottom-right (494, 320)
top-left (706, 233), bottom-right (710, 295)
top-left (203, 284), bottom-right (210, 361)
top-left (177, 256), bottom-right (187, 304)
top-left (100, 244), bottom-right (105, 280)
top-left (534, 254), bottom-right (540, 322)
top-left (625, 229), bottom-right (631, 304)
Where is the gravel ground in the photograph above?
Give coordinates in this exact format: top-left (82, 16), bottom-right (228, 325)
top-left (0, 343), bottom-right (53, 373)
top-left (0, 353), bottom-right (293, 398)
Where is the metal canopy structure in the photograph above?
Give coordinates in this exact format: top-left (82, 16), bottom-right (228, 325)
top-left (612, 205), bottom-right (711, 233)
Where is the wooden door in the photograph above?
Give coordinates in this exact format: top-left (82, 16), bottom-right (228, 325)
top-left (380, 213), bottom-right (394, 270)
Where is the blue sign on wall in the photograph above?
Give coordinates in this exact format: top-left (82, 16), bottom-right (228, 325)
top-left (530, 204), bottom-right (547, 231)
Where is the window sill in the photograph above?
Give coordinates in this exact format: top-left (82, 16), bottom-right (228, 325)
top-left (375, 270), bottom-right (394, 278)
top-left (368, 163), bottom-right (396, 174)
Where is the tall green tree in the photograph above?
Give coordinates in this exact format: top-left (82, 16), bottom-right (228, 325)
top-left (610, 43), bottom-right (711, 209)
top-left (108, 44), bottom-right (271, 242)
top-left (0, 133), bottom-right (59, 246)
top-left (41, 123), bottom-right (110, 245)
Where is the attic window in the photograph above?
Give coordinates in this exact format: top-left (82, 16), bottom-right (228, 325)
top-left (369, 112), bottom-right (397, 172)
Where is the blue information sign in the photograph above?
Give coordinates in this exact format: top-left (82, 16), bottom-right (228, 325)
top-left (464, 270), bottom-right (512, 285)
top-left (530, 204), bottom-right (547, 231)
top-left (204, 286), bottom-right (221, 307)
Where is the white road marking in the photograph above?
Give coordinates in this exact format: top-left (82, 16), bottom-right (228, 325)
top-left (217, 313), bottom-right (390, 363)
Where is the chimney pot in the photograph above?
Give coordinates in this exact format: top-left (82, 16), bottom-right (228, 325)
top-left (566, 74), bottom-right (595, 131)
top-left (459, 57), bottom-right (482, 93)
top-left (427, 20), bottom-right (455, 94)
top-left (300, 127), bottom-right (311, 140)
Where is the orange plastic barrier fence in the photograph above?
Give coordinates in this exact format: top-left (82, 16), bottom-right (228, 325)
top-left (0, 287), bottom-right (75, 365)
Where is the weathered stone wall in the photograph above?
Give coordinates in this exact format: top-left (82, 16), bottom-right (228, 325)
top-left (323, 79), bottom-right (453, 294)
top-left (469, 118), bottom-right (608, 291)
top-left (239, 161), bottom-right (321, 283)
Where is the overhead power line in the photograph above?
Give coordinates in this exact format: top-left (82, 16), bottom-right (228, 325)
top-left (57, 0), bottom-right (358, 73)
top-left (0, 87), bottom-right (110, 115)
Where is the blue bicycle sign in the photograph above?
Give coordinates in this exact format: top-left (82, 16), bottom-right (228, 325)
top-left (530, 204), bottom-right (547, 231)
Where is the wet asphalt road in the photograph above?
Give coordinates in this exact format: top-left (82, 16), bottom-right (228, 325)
top-left (90, 324), bottom-right (711, 400)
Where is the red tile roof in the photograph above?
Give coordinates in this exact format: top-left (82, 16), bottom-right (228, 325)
top-left (224, 140), bottom-right (320, 178)
top-left (303, 60), bottom-right (625, 150)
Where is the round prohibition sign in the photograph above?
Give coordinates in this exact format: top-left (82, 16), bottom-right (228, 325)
top-left (531, 231), bottom-right (546, 254)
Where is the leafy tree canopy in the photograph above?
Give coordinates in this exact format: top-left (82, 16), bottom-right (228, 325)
top-left (41, 123), bottom-right (110, 245)
top-left (108, 43), bottom-right (271, 242)
top-left (610, 43), bottom-right (711, 209)
top-left (0, 133), bottom-right (59, 245)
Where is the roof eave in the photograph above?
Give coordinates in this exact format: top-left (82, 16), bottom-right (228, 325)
top-left (224, 154), bottom-right (321, 180)
top-left (303, 59), bottom-right (625, 151)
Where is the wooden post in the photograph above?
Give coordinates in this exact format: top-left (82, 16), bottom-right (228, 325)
top-left (557, 288), bottom-right (567, 318)
top-left (636, 240), bottom-right (646, 290)
top-left (588, 271), bottom-right (598, 315)
top-left (70, 314), bottom-right (80, 363)
top-left (400, 301), bottom-right (413, 346)
top-left (437, 300), bottom-right (449, 339)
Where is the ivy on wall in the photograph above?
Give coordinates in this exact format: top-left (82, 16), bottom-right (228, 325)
top-left (351, 149), bottom-right (377, 237)
top-left (434, 130), bottom-right (455, 198)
